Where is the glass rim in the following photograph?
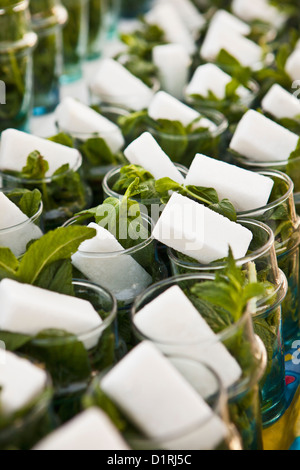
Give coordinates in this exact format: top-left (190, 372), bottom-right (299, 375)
top-left (102, 163), bottom-right (189, 202)
top-left (230, 148), bottom-right (298, 169)
top-left (96, 355), bottom-right (231, 445)
top-left (0, 0), bottom-right (29, 15)
top-left (0, 31), bottom-right (38, 53)
top-left (237, 169), bottom-right (294, 217)
top-left (184, 78), bottom-right (260, 108)
top-left (168, 218), bottom-right (275, 271)
top-left (0, 196), bottom-right (43, 235)
top-left (0, 154), bottom-right (82, 185)
top-left (29, 279), bottom-right (117, 346)
top-left (63, 213), bottom-right (155, 258)
top-left (147, 108), bottom-right (228, 140)
top-left (31, 4), bottom-right (68, 30)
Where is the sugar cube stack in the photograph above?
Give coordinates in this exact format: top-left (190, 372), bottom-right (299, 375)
top-left (185, 154), bottom-right (274, 212)
top-left (90, 59), bottom-right (154, 112)
top-left (262, 84), bottom-right (300, 120)
top-left (148, 91), bottom-right (217, 132)
top-left (72, 223), bottom-right (152, 303)
top-left (101, 341), bottom-right (227, 450)
top-left (185, 63), bottom-right (250, 101)
top-left (152, 44), bottom-right (191, 100)
top-left (232, 0), bottom-right (286, 29)
top-left (153, 193), bottom-right (253, 264)
top-left (0, 351), bottom-right (47, 415)
top-left (145, 2), bottom-right (196, 55)
top-left (0, 192), bottom-right (43, 256)
top-left (162, 0), bottom-right (205, 35)
top-left (285, 50), bottom-right (300, 82)
top-left (134, 286), bottom-right (242, 389)
top-left (34, 408), bottom-right (130, 451)
top-left (230, 110), bottom-right (299, 162)
top-left (0, 129), bottom-right (81, 177)
top-left (124, 132), bottom-right (185, 185)
top-left (0, 279), bottom-right (103, 349)
top-left (55, 97), bottom-right (125, 153)
top-left (200, 19), bottom-right (262, 69)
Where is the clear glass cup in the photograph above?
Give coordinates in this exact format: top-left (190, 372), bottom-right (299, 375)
top-left (229, 151), bottom-right (300, 215)
top-left (168, 219), bottom-right (288, 428)
top-left (56, 104), bottom-right (127, 206)
top-left (131, 273), bottom-right (267, 450)
top-left (30, 1), bottom-right (68, 115)
top-left (0, 187), bottom-right (43, 257)
top-left (0, 279), bottom-right (117, 424)
top-left (237, 170), bottom-right (300, 348)
top-left (64, 213), bottom-right (168, 352)
top-left (102, 163), bottom-right (188, 223)
top-left (0, 155), bottom-right (92, 232)
top-left (83, 355), bottom-right (243, 450)
top-left (104, 0), bottom-right (120, 40)
top-left (87, 0), bottom-right (107, 60)
top-left (0, 376), bottom-right (53, 450)
top-left (0, 0), bottom-right (37, 132)
top-left (146, 108), bottom-right (228, 168)
top-left (60, 0), bottom-right (89, 84)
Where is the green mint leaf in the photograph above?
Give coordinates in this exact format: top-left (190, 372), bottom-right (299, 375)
top-left (34, 259), bottom-right (75, 296)
top-left (79, 138), bottom-right (117, 166)
top-left (17, 226), bottom-right (96, 285)
top-left (24, 329), bottom-right (91, 387)
top-left (82, 385), bottom-right (127, 432)
top-left (0, 248), bottom-right (19, 280)
top-left (48, 133), bottom-right (74, 148)
top-left (0, 331), bottom-right (31, 351)
top-left (21, 151), bottom-right (49, 179)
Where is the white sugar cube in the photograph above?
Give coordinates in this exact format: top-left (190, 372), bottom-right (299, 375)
top-left (0, 192), bottom-right (43, 256)
top-left (146, 3), bottom-right (196, 54)
top-left (0, 129), bottom-right (81, 177)
top-left (230, 110), bottom-right (299, 162)
top-left (72, 223), bottom-right (152, 303)
top-left (134, 286), bottom-right (242, 389)
top-left (55, 97), bottom-right (125, 153)
top-left (101, 341), bottom-right (227, 450)
top-left (186, 63), bottom-right (250, 101)
top-left (90, 59), bottom-right (153, 112)
top-left (0, 279), bottom-right (103, 350)
top-left (200, 22), bottom-right (262, 69)
top-left (0, 351), bottom-right (47, 415)
top-left (209, 9), bottom-right (251, 36)
top-left (185, 154), bottom-right (274, 212)
top-left (262, 84), bottom-right (300, 120)
top-left (34, 408), bottom-right (130, 450)
top-left (148, 91), bottom-right (217, 132)
top-left (232, 0), bottom-right (286, 29)
top-left (124, 132), bottom-right (185, 185)
top-left (160, 0), bottom-right (205, 35)
top-left (285, 50), bottom-right (300, 82)
top-left (153, 44), bottom-right (191, 100)
top-left (153, 193), bottom-right (253, 263)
